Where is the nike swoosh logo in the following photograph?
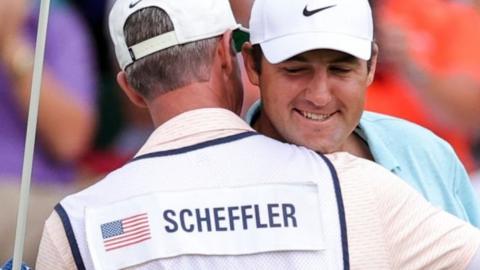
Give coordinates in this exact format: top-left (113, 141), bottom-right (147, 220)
top-left (129, 0), bottom-right (143, 8)
top-left (303, 5), bottom-right (336, 16)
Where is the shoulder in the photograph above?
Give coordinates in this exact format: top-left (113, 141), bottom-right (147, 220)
top-left (37, 211), bottom-right (77, 269)
top-left (358, 112), bottom-right (471, 210)
top-left (326, 152), bottom-right (393, 180)
top-left (360, 111), bottom-right (457, 157)
top-left (361, 111), bottom-right (436, 137)
top-left (57, 166), bottom-right (132, 220)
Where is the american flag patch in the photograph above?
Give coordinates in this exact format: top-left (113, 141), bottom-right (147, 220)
top-left (101, 213), bottom-right (151, 252)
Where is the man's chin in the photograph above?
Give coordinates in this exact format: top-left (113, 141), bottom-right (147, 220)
top-left (289, 137), bottom-right (338, 154)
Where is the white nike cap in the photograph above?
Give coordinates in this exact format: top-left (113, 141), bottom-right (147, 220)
top-left (109, 0), bottom-right (240, 70)
top-left (249, 0), bottom-right (373, 64)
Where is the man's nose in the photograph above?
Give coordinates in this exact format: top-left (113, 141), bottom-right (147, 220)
top-left (303, 71), bottom-right (332, 107)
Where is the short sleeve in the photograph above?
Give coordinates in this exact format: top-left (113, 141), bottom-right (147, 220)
top-left (370, 160), bottom-right (480, 269)
top-left (327, 152), bottom-right (480, 269)
top-left (36, 212), bottom-right (76, 270)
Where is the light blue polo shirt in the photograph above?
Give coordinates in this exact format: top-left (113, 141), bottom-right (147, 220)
top-left (246, 101), bottom-right (480, 227)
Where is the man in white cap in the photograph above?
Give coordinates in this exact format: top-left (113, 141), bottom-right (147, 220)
top-left (242, 0), bottom-right (480, 226)
top-left (36, 0), bottom-right (480, 269)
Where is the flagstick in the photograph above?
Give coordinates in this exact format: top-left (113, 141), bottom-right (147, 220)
top-left (12, 0), bottom-right (51, 269)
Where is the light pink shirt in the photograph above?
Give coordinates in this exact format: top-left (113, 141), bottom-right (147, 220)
top-left (36, 108), bottom-right (480, 269)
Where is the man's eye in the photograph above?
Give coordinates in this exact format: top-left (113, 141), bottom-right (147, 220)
top-left (284, 67), bottom-right (306, 73)
top-left (330, 66), bottom-right (352, 73)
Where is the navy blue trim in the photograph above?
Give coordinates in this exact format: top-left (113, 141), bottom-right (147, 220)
top-left (133, 131), bottom-right (258, 161)
top-left (55, 204), bottom-right (86, 270)
top-left (319, 154), bottom-right (350, 270)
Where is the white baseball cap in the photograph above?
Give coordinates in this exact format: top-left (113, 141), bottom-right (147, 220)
top-left (249, 0), bottom-right (373, 64)
top-left (109, 0), bottom-right (241, 70)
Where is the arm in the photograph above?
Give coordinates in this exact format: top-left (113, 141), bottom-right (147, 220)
top-left (392, 55), bottom-right (480, 133)
top-left (370, 161), bottom-right (480, 269)
top-left (329, 152), bottom-right (480, 269)
top-left (0, 5), bottom-right (96, 162)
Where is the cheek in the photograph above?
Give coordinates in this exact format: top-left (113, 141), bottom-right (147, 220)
top-left (260, 77), bottom-right (289, 108)
top-left (343, 82), bottom-right (367, 128)
top-left (259, 72), bottom-right (307, 117)
top-left (335, 80), bottom-right (367, 109)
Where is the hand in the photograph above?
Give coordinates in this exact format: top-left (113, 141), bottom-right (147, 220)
top-left (0, 0), bottom-right (29, 57)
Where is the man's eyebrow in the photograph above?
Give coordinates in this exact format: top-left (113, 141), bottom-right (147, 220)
top-left (332, 54), bottom-right (359, 63)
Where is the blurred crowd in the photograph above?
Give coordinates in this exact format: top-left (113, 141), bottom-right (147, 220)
top-left (0, 0), bottom-right (479, 265)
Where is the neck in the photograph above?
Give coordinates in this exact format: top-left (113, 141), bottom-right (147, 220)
top-left (147, 82), bottom-right (232, 127)
top-left (342, 132), bottom-right (374, 160)
top-left (253, 111), bottom-right (285, 142)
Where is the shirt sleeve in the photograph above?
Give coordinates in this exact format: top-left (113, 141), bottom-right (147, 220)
top-left (374, 167), bottom-right (480, 269)
top-left (36, 212), bottom-right (76, 270)
top-left (328, 153), bottom-right (480, 269)
top-left (451, 152), bottom-right (480, 228)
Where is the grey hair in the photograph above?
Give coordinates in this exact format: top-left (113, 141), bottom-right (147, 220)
top-left (123, 7), bottom-right (219, 99)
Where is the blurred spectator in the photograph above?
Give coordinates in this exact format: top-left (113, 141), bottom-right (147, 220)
top-left (77, 0), bottom-right (152, 179)
top-left (0, 0), bottom-right (97, 264)
top-left (366, 0), bottom-right (480, 172)
top-left (80, 89), bottom-right (152, 178)
top-left (69, 0), bottom-right (111, 82)
top-left (460, 0), bottom-right (480, 180)
top-left (464, 0), bottom-right (480, 11)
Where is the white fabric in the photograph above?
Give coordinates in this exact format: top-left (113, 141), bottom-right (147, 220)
top-left (85, 183), bottom-right (326, 269)
top-left (128, 31), bottom-right (178, 61)
top-left (249, 0), bottom-right (373, 63)
top-left (135, 108), bottom-right (254, 157)
top-left (466, 247), bottom-right (480, 270)
top-left (60, 134), bottom-right (344, 269)
top-left (109, 0), bottom-right (240, 69)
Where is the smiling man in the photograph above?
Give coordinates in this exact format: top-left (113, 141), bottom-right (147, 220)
top-left (247, 49), bottom-right (374, 159)
top-left (242, 0), bottom-right (480, 227)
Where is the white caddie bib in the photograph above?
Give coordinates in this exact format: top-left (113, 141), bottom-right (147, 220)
top-left (85, 182), bottom-right (325, 270)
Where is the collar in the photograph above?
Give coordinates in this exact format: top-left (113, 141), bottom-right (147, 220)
top-left (356, 117), bottom-right (401, 173)
top-left (245, 99), bottom-right (262, 125)
top-left (136, 108), bottom-right (254, 157)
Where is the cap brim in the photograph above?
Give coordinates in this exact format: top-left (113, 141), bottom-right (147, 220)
top-left (259, 32), bottom-right (372, 64)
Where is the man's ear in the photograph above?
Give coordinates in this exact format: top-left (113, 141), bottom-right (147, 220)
top-left (217, 30), bottom-right (237, 75)
top-left (241, 42), bottom-right (260, 87)
top-left (116, 71), bottom-right (148, 108)
top-left (367, 43), bottom-right (379, 86)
